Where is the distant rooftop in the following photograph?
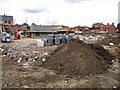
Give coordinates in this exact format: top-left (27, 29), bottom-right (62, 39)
top-left (0, 14), bottom-right (13, 21)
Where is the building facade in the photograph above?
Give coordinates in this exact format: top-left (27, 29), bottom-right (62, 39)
top-left (0, 14), bottom-right (13, 33)
top-left (99, 23), bottom-right (116, 34)
top-left (28, 24), bottom-right (68, 38)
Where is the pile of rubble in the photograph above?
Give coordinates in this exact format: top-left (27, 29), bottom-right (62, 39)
top-left (79, 35), bottom-right (105, 42)
top-left (96, 37), bottom-right (120, 45)
top-left (42, 39), bottom-right (114, 77)
top-left (1, 42), bottom-right (49, 63)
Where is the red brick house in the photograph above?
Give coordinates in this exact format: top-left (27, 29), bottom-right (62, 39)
top-left (72, 26), bottom-right (89, 34)
top-left (14, 24), bottom-right (24, 31)
top-left (13, 24), bottom-right (29, 32)
top-left (99, 23), bottom-right (116, 34)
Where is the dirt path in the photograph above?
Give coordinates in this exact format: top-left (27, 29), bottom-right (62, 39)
top-left (2, 59), bottom-right (120, 88)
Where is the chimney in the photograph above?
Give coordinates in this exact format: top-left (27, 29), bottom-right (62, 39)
top-left (107, 23), bottom-right (109, 25)
top-left (112, 22), bottom-right (114, 26)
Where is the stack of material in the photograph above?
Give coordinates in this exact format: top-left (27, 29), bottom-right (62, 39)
top-left (55, 34), bottom-right (60, 45)
top-left (36, 39), bottom-right (44, 47)
top-left (48, 34), bottom-right (55, 45)
top-left (61, 34), bottom-right (67, 44)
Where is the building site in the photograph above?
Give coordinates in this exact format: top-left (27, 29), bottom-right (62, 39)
top-left (0, 14), bottom-right (119, 89)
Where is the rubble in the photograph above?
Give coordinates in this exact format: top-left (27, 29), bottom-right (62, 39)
top-left (96, 37), bottom-right (120, 45)
top-left (42, 58), bottom-right (46, 62)
top-left (109, 43), bottom-right (114, 46)
top-left (1, 42), bottom-right (49, 63)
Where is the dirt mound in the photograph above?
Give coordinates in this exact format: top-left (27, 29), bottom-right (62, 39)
top-left (89, 44), bottom-right (115, 62)
top-left (42, 39), bottom-right (112, 76)
top-left (118, 46), bottom-right (120, 62)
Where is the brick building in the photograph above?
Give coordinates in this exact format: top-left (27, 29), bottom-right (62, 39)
top-left (99, 23), bottom-right (116, 34)
top-left (0, 14), bottom-right (13, 33)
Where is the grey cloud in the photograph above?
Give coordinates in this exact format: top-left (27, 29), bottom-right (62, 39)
top-left (22, 7), bottom-right (49, 14)
top-left (65, 0), bottom-right (108, 3)
top-left (65, 0), bottom-right (90, 3)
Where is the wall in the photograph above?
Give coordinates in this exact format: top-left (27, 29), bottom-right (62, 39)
top-left (107, 26), bottom-right (116, 34)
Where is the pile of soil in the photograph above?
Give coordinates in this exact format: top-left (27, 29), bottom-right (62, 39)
top-left (89, 44), bottom-right (115, 62)
top-left (118, 46), bottom-right (120, 62)
top-left (42, 39), bottom-right (113, 77)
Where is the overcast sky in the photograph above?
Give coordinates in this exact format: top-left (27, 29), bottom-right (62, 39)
top-left (0, 0), bottom-right (119, 27)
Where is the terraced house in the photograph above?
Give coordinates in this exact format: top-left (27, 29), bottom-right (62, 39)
top-left (99, 23), bottom-right (116, 34)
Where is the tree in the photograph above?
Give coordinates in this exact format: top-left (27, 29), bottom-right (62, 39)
top-left (92, 22), bottom-right (103, 28)
top-left (22, 23), bottom-right (29, 26)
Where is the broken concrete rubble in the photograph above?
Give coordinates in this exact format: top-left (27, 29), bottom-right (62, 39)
top-left (1, 42), bottom-right (49, 63)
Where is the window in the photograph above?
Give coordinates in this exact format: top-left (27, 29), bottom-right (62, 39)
top-left (5, 21), bottom-right (7, 23)
top-left (9, 21), bottom-right (11, 24)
